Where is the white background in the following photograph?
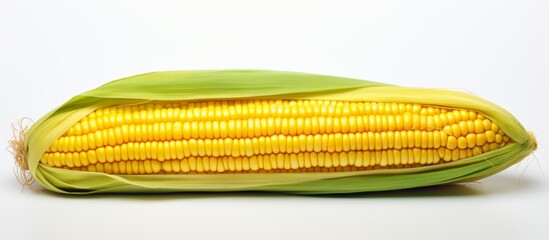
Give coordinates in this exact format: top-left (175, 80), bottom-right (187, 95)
top-left (1, 0), bottom-right (548, 239)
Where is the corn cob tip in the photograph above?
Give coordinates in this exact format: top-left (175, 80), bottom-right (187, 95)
top-left (7, 118), bottom-right (34, 187)
top-left (528, 131), bottom-right (538, 151)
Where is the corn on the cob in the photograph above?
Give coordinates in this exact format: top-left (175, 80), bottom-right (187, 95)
top-left (11, 70), bottom-right (536, 194)
top-left (41, 100), bottom-right (510, 174)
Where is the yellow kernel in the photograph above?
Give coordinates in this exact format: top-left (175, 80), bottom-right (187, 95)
top-left (447, 136), bottom-right (458, 150)
top-left (495, 134), bottom-right (503, 144)
top-left (485, 131), bottom-right (496, 143)
top-left (474, 119), bottom-right (484, 134)
top-left (466, 134), bottom-right (476, 148)
top-left (457, 137), bottom-right (467, 149)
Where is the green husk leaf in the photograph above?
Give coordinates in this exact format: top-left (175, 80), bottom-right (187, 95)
top-left (81, 70), bottom-right (389, 100)
top-left (22, 70), bottom-right (536, 194)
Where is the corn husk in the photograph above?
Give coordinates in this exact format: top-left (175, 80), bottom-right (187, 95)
top-left (18, 70), bottom-right (536, 194)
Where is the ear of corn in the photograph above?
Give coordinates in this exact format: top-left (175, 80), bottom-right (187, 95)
top-left (19, 70), bottom-right (536, 194)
